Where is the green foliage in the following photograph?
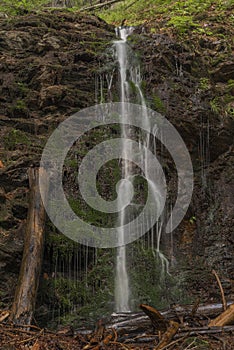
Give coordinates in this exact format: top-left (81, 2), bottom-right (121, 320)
top-left (167, 15), bottom-right (198, 33)
top-left (199, 77), bottom-right (210, 91)
top-left (46, 230), bottom-right (77, 263)
top-left (64, 158), bottom-right (78, 169)
top-left (99, 0), bottom-right (233, 37)
top-left (9, 99), bottom-right (28, 117)
top-left (15, 99), bottom-right (27, 110)
top-left (227, 79), bottom-right (234, 91)
top-left (152, 95), bottom-right (166, 113)
top-left (210, 97), bottom-right (220, 114)
top-left (40, 233), bottom-right (115, 328)
top-left (17, 82), bottom-right (30, 96)
top-left (189, 215), bottom-right (196, 224)
top-left (3, 129), bottom-right (30, 150)
top-left (128, 240), bottom-right (191, 309)
top-left (0, 0), bottom-right (50, 15)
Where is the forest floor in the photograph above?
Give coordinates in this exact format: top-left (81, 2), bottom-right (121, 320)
top-left (1, 303), bottom-right (234, 349)
top-left (0, 322), bottom-right (234, 349)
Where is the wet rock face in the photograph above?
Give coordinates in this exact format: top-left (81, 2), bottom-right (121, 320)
top-left (0, 10), bottom-right (115, 307)
top-left (0, 10), bottom-right (233, 311)
top-left (136, 29), bottom-right (234, 299)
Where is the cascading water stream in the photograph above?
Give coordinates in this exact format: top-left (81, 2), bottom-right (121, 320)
top-left (114, 27), bottom-right (169, 312)
top-left (114, 27), bottom-right (133, 312)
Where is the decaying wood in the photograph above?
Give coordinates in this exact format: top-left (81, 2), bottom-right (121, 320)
top-left (176, 325), bottom-right (234, 337)
top-left (81, 0), bottom-right (123, 12)
top-left (209, 303), bottom-right (234, 327)
top-left (212, 269), bottom-right (227, 311)
top-left (154, 321), bottom-right (179, 350)
top-left (0, 320), bottom-right (234, 349)
top-left (0, 310), bottom-right (10, 323)
top-left (190, 298), bottom-right (200, 317)
top-left (109, 302), bottom-right (234, 333)
top-left (10, 167), bottom-right (48, 326)
top-left (140, 304), bottom-right (169, 331)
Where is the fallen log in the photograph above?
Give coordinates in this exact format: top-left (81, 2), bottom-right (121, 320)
top-left (108, 302), bottom-right (234, 332)
top-left (209, 303), bottom-right (234, 327)
top-left (10, 167), bottom-right (48, 325)
top-left (140, 304), bottom-right (169, 331)
top-left (123, 325), bottom-right (234, 344)
top-left (80, 0), bottom-right (124, 11)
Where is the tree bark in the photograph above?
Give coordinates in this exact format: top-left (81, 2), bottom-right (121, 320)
top-left (10, 167), bottom-right (47, 325)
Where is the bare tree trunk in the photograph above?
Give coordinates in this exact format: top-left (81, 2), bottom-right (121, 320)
top-left (11, 167), bottom-right (47, 326)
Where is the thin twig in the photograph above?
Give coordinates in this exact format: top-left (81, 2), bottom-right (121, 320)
top-left (17, 328), bottom-right (44, 344)
top-left (153, 335), bottom-right (188, 350)
top-left (110, 341), bottom-right (131, 349)
top-left (112, 327), bottom-right (118, 342)
top-left (190, 298), bottom-right (200, 318)
top-left (212, 269), bottom-right (227, 311)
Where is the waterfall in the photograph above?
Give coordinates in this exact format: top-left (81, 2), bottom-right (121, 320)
top-left (114, 27), bottom-right (169, 312)
top-left (114, 27), bottom-right (133, 312)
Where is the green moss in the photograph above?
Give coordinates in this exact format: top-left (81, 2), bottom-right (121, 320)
top-left (128, 240), bottom-right (192, 309)
top-left (167, 15), bottom-right (198, 33)
top-left (0, 0), bottom-right (50, 15)
top-left (17, 82), bottom-right (29, 96)
top-left (9, 99), bottom-right (28, 117)
top-left (128, 80), bottom-right (138, 95)
top-left (46, 231), bottom-right (77, 263)
top-left (39, 232), bottom-right (115, 328)
top-left (3, 129), bottom-right (30, 150)
top-left (64, 158), bottom-right (78, 169)
top-left (199, 77), bottom-right (210, 90)
top-left (152, 95), bottom-right (166, 113)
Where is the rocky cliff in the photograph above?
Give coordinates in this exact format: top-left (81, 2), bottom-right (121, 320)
top-left (0, 8), bottom-right (233, 325)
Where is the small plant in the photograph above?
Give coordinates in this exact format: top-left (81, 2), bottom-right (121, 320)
top-left (189, 215), bottom-right (196, 224)
top-left (17, 82), bottom-right (29, 96)
top-left (10, 99), bottom-right (28, 117)
top-left (210, 97), bottom-right (220, 114)
top-left (152, 95), bottom-right (166, 113)
top-left (0, 0), bottom-right (50, 15)
top-left (226, 104), bottom-right (234, 119)
top-left (227, 79), bottom-right (234, 91)
top-left (167, 15), bottom-right (198, 34)
top-left (199, 77), bottom-right (210, 90)
top-left (3, 129), bottom-right (30, 150)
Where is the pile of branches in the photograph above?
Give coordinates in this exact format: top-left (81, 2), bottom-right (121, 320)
top-left (1, 265), bottom-right (234, 349)
top-left (1, 301), bottom-right (234, 350)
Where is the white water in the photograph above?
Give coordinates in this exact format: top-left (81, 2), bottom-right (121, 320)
top-left (114, 27), bottom-right (169, 312)
top-left (115, 27), bottom-right (133, 312)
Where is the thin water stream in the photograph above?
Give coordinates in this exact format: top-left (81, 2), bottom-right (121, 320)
top-left (114, 27), bottom-right (168, 312)
top-left (115, 27), bottom-right (133, 312)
